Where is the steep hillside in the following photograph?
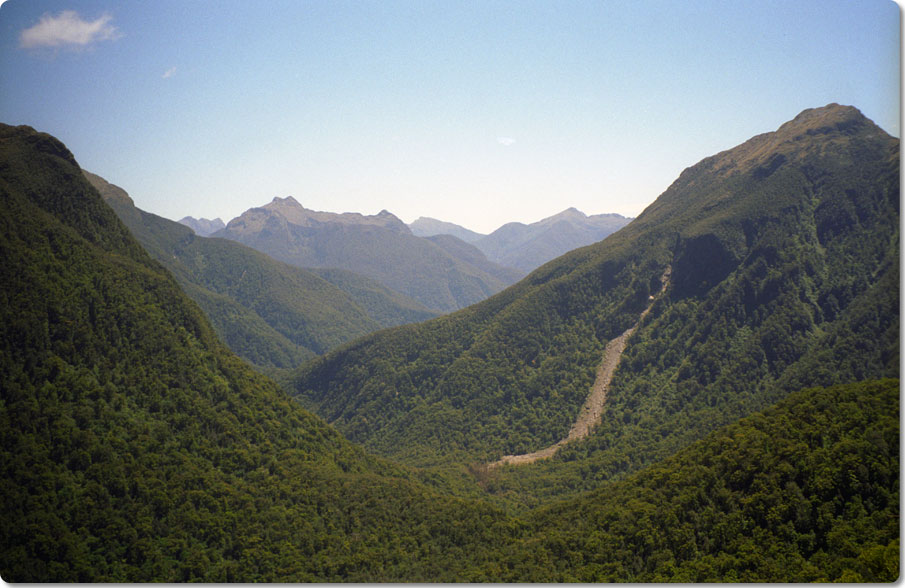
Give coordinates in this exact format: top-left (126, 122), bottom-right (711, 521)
top-left (488, 379), bottom-right (899, 582)
top-left (0, 124), bottom-right (517, 581)
top-left (214, 197), bottom-right (522, 312)
top-left (85, 173), bottom-right (436, 370)
top-left (308, 267), bottom-right (440, 327)
top-left (289, 104), bottom-right (899, 497)
top-left (424, 233), bottom-right (525, 285)
top-left (0, 122), bottom-right (896, 583)
top-left (475, 208), bottom-right (632, 272)
top-left (178, 216), bottom-right (225, 236)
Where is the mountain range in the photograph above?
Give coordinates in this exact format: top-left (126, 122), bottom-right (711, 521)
top-left (0, 123), bottom-right (527, 581)
top-left (410, 208), bottom-right (632, 272)
top-left (85, 172), bottom-right (437, 371)
top-left (212, 197), bottom-right (524, 313)
top-left (289, 103), bottom-right (899, 502)
top-left (0, 104), bottom-right (898, 582)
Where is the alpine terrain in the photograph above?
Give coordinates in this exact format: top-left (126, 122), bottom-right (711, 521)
top-left (213, 197), bottom-right (525, 313)
top-left (410, 208), bottom-right (633, 273)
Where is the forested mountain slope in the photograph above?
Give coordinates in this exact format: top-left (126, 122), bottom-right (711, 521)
top-left (489, 379), bottom-right (899, 582)
top-left (289, 104), bottom-right (899, 501)
top-left (214, 196), bottom-right (524, 312)
top-left (85, 172), bottom-right (436, 370)
top-left (0, 123), bottom-right (516, 581)
top-left (0, 122), bottom-right (897, 583)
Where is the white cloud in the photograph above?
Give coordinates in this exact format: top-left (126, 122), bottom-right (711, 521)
top-left (162, 66), bottom-right (178, 79)
top-left (497, 137), bottom-right (516, 146)
top-left (19, 10), bottom-right (121, 50)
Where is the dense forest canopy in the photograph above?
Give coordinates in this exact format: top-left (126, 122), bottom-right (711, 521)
top-left (0, 105), bottom-right (898, 582)
top-left (0, 123), bottom-right (514, 581)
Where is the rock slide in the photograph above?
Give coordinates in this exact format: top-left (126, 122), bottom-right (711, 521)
top-left (488, 266), bottom-right (671, 468)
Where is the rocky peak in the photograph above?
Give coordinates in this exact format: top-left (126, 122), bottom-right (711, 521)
top-left (226, 197), bottom-right (410, 233)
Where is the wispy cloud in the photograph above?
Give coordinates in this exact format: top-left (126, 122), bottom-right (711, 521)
top-left (497, 137), bottom-right (516, 147)
top-left (162, 66), bottom-right (178, 79)
top-left (19, 10), bottom-right (121, 50)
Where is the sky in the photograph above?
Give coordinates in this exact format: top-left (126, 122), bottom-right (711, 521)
top-left (0, 0), bottom-right (900, 234)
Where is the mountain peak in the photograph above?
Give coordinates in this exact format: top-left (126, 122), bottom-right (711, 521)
top-left (268, 195), bottom-right (302, 208)
top-left (547, 207), bottom-right (587, 222)
top-left (226, 197), bottom-right (412, 236)
top-left (177, 215), bottom-right (226, 236)
top-left (687, 104), bottom-right (889, 183)
top-left (775, 103), bottom-right (871, 139)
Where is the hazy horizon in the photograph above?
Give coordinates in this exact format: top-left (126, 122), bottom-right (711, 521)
top-left (0, 0), bottom-right (899, 233)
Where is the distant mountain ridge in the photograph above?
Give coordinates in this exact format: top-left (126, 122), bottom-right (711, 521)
top-left (86, 173), bottom-right (437, 370)
top-left (178, 216), bottom-right (225, 236)
top-left (476, 208), bottom-right (632, 272)
top-left (214, 197), bottom-right (525, 313)
top-left (409, 216), bottom-right (485, 243)
top-left (234, 196), bottom-right (410, 232)
top-left (409, 208), bottom-right (633, 273)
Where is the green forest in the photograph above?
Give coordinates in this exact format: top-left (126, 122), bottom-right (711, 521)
top-left (0, 104), bottom-right (899, 582)
top-left (290, 104), bottom-right (899, 509)
top-left (85, 171), bottom-right (437, 372)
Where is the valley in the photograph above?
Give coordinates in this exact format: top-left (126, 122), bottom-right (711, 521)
top-left (0, 103), bottom-right (898, 582)
top-left (290, 104), bottom-right (898, 503)
top-left (84, 172), bottom-right (438, 371)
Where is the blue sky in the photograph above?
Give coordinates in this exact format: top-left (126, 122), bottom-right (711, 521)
top-left (0, 0), bottom-right (900, 233)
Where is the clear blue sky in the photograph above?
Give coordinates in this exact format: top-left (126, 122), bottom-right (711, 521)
top-left (0, 0), bottom-right (900, 233)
